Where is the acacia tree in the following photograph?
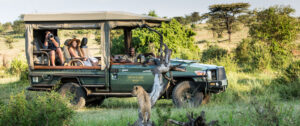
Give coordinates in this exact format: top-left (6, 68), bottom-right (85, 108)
top-left (206, 3), bottom-right (250, 42)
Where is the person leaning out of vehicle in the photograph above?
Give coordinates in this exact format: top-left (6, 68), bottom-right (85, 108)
top-left (43, 31), bottom-right (64, 66)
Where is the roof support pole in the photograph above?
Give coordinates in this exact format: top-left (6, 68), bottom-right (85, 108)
top-left (124, 28), bottom-right (132, 54)
top-left (101, 22), bottom-right (111, 70)
top-left (25, 24), bottom-right (34, 70)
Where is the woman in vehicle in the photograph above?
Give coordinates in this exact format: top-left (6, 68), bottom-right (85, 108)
top-left (68, 38), bottom-right (98, 66)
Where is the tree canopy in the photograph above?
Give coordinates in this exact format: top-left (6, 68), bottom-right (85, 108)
top-left (205, 3), bottom-right (250, 41)
top-left (111, 19), bottom-right (200, 60)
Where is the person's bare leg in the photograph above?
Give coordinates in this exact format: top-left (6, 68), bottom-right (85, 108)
top-left (56, 48), bottom-right (64, 65)
top-left (50, 50), bottom-right (56, 66)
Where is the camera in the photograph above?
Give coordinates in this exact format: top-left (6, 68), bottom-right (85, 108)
top-left (48, 33), bottom-right (54, 39)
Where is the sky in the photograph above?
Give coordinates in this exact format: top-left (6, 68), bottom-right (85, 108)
top-left (0, 0), bottom-right (299, 23)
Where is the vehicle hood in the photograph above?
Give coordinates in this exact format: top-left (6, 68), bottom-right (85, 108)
top-left (170, 59), bottom-right (219, 71)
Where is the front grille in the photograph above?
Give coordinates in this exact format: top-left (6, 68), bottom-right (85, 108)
top-left (217, 67), bottom-right (227, 80)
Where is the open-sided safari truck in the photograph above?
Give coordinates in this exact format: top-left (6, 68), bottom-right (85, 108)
top-left (24, 11), bottom-right (228, 108)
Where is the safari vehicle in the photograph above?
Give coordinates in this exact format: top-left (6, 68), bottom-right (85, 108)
top-left (24, 11), bottom-right (228, 108)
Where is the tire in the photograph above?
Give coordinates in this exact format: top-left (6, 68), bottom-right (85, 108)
top-left (172, 81), bottom-right (204, 108)
top-left (58, 83), bottom-right (86, 109)
top-left (86, 96), bottom-right (105, 107)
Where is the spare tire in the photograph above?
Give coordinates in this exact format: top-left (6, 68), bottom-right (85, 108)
top-left (58, 82), bottom-right (86, 109)
top-left (172, 81), bottom-right (203, 108)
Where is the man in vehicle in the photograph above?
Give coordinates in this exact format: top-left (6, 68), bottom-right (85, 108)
top-left (44, 31), bottom-right (64, 66)
top-left (120, 47), bottom-right (141, 63)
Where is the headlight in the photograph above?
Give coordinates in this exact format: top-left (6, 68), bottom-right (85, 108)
top-left (194, 70), bottom-right (212, 80)
top-left (32, 76), bottom-right (39, 83)
top-left (194, 70), bottom-right (206, 76)
top-left (207, 71), bottom-right (212, 80)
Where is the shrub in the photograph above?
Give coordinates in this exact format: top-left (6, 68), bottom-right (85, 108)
top-left (235, 38), bottom-right (272, 71)
top-left (248, 98), bottom-right (299, 126)
top-left (0, 92), bottom-right (74, 126)
top-left (201, 45), bottom-right (228, 62)
top-left (5, 36), bottom-right (14, 49)
top-left (8, 57), bottom-right (28, 80)
top-left (248, 6), bottom-right (298, 69)
top-left (273, 60), bottom-right (300, 99)
top-left (281, 60), bottom-right (300, 83)
top-left (111, 19), bottom-right (201, 60)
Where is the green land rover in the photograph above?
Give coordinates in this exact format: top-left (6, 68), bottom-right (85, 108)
top-left (24, 11), bottom-right (228, 108)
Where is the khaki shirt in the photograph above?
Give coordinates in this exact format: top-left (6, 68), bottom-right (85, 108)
top-left (121, 54), bottom-right (139, 63)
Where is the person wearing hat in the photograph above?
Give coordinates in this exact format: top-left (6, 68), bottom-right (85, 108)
top-left (44, 31), bottom-right (64, 66)
top-left (68, 38), bottom-right (97, 66)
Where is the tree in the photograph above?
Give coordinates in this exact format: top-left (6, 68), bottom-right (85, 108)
top-left (2, 22), bottom-right (12, 32)
top-left (173, 12), bottom-right (203, 25)
top-left (205, 15), bottom-right (225, 38)
top-left (0, 23), bottom-right (3, 34)
top-left (190, 12), bottom-right (202, 24)
top-left (249, 6), bottom-right (299, 68)
top-left (12, 16), bottom-right (25, 34)
top-left (173, 16), bottom-right (187, 24)
top-left (111, 19), bottom-right (200, 60)
top-left (236, 6), bottom-right (299, 70)
top-left (148, 10), bottom-right (158, 17)
top-left (206, 3), bottom-right (250, 42)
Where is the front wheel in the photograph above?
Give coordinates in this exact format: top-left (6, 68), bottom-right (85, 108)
top-left (58, 83), bottom-right (86, 109)
top-left (172, 81), bottom-right (203, 108)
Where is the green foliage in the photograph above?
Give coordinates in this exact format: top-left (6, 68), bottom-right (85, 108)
top-left (249, 6), bottom-right (298, 69)
top-left (148, 10), bottom-right (158, 17)
top-left (111, 19), bottom-right (200, 60)
top-left (155, 107), bottom-right (171, 125)
top-left (0, 23), bottom-right (3, 34)
top-left (281, 60), bottom-right (300, 83)
top-left (173, 12), bottom-right (203, 25)
top-left (12, 19), bottom-right (25, 34)
top-left (0, 92), bottom-right (74, 126)
top-left (2, 22), bottom-right (12, 32)
top-left (273, 60), bottom-right (300, 99)
top-left (248, 98), bottom-right (298, 126)
top-left (205, 3), bottom-right (250, 41)
top-left (205, 16), bottom-right (225, 38)
top-left (5, 36), bottom-right (14, 49)
top-left (235, 39), bottom-right (272, 71)
top-left (8, 57), bottom-right (28, 80)
top-left (201, 45), bottom-right (228, 62)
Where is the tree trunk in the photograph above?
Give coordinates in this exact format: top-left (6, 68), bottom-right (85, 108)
top-left (228, 32), bottom-right (231, 42)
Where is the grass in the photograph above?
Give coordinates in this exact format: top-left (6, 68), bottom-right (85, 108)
top-left (1, 67), bottom-right (299, 125)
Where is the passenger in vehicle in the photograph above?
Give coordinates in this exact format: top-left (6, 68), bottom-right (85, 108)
top-left (120, 47), bottom-right (145, 63)
top-left (44, 31), bottom-right (64, 66)
top-left (68, 38), bottom-right (98, 66)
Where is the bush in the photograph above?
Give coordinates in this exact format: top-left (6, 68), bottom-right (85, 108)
top-left (248, 6), bottom-right (298, 69)
top-left (0, 92), bottom-right (74, 126)
top-left (201, 45), bottom-right (228, 62)
top-left (5, 36), bottom-right (14, 49)
top-left (273, 60), bottom-right (300, 99)
top-left (236, 39), bottom-right (272, 71)
top-left (8, 57), bottom-right (28, 80)
top-left (247, 98), bottom-right (299, 126)
top-left (111, 19), bottom-right (201, 60)
top-left (281, 60), bottom-right (300, 83)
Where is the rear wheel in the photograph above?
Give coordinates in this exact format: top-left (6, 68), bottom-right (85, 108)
top-left (58, 83), bottom-right (86, 109)
top-left (172, 81), bottom-right (203, 108)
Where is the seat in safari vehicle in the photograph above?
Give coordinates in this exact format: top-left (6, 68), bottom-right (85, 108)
top-left (62, 38), bottom-right (85, 66)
